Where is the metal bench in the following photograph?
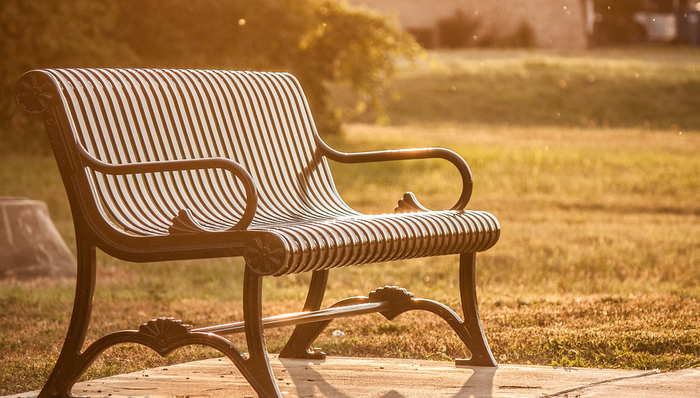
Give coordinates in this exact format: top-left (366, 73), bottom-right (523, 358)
top-left (15, 68), bottom-right (500, 398)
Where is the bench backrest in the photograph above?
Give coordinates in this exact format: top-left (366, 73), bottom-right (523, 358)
top-left (23, 69), bottom-right (354, 236)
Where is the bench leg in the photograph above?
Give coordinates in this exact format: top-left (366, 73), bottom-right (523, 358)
top-left (238, 269), bottom-right (285, 397)
top-left (36, 238), bottom-right (284, 397)
top-left (278, 254), bottom-right (496, 367)
top-left (38, 238), bottom-right (97, 398)
top-left (455, 252), bottom-right (497, 367)
top-left (279, 270), bottom-right (330, 359)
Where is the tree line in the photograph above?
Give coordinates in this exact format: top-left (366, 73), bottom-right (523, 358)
top-left (1, 0), bottom-right (419, 153)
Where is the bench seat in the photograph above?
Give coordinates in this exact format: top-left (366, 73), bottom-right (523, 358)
top-left (254, 209), bottom-right (499, 276)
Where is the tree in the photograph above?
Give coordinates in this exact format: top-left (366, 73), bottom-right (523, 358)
top-left (114, 0), bottom-right (420, 132)
top-left (1, 0), bottom-right (135, 153)
top-left (1, 0), bottom-right (420, 153)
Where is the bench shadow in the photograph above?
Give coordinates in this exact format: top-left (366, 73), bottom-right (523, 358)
top-left (457, 366), bottom-right (497, 397)
top-left (279, 359), bottom-right (497, 398)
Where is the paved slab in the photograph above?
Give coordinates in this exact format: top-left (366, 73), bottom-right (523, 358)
top-left (576, 367), bottom-right (700, 397)
top-left (4, 356), bottom-right (698, 398)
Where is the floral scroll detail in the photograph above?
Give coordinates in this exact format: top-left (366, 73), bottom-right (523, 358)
top-left (15, 72), bottom-right (55, 114)
top-left (395, 192), bottom-right (429, 213)
top-left (368, 285), bottom-right (415, 304)
top-left (169, 208), bottom-right (207, 235)
top-left (245, 235), bottom-right (285, 275)
top-left (368, 285), bottom-right (416, 321)
top-left (135, 317), bottom-right (193, 357)
top-left (138, 317), bottom-right (192, 340)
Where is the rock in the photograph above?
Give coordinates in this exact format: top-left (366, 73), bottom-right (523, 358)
top-left (0, 197), bottom-right (76, 280)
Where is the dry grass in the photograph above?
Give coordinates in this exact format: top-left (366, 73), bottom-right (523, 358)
top-left (3, 123), bottom-right (699, 394)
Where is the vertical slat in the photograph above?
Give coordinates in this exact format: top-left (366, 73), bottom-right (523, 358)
top-left (49, 67), bottom-right (358, 235)
top-left (229, 72), bottom-right (299, 218)
top-left (255, 73), bottom-right (331, 215)
top-left (275, 73), bottom-right (352, 215)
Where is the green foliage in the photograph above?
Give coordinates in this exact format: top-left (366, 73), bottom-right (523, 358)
top-left (500, 21), bottom-right (537, 48)
top-left (294, 1), bottom-right (421, 129)
top-left (435, 11), bottom-right (535, 49)
top-left (474, 20), bottom-right (538, 48)
top-left (0, 0), bottom-right (420, 153)
top-left (436, 9), bottom-right (482, 48)
top-left (0, 0), bottom-right (136, 154)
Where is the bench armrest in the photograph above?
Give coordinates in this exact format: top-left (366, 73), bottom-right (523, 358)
top-left (317, 140), bottom-right (473, 211)
top-left (75, 145), bottom-right (259, 231)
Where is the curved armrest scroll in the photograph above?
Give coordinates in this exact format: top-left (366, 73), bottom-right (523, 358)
top-left (317, 140), bottom-right (473, 210)
top-left (75, 146), bottom-right (258, 231)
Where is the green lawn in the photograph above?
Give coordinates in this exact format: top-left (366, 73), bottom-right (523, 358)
top-left (2, 47), bottom-right (700, 394)
top-left (334, 45), bottom-right (700, 131)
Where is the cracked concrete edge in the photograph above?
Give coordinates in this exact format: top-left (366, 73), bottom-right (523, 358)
top-left (539, 369), bottom-right (661, 397)
top-left (542, 367), bottom-right (700, 398)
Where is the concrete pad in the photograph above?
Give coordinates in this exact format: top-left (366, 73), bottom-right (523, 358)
top-left (4, 356), bottom-right (697, 398)
top-left (576, 367), bottom-right (700, 398)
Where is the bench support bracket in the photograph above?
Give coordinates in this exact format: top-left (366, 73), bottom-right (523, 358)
top-left (279, 252), bottom-right (497, 367)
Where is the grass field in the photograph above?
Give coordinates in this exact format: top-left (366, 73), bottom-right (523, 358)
top-left (335, 45), bottom-right (700, 131)
top-left (2, 47), bottom-right (700, 394)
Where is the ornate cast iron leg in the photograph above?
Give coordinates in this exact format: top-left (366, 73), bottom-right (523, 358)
top-left (38, 237), bottom-right (97, 398)
top-left (49, 271), bottom-right (282, 397)
top-left (239, 269), bottom-right (284, 397)
top-left (279, 270), bottom-right (329, 359)
top-left (278, 255), bottom-right (497, 367)
top-left (36, 238), bottom-right (284, 397)
top-left (273, 254), bottom-right (496, 367)
top-left (455, 252), bottom-right (497, 367)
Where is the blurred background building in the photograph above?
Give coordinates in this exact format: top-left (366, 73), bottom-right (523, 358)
top-left (347, 0), bottom-right (700, 48)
